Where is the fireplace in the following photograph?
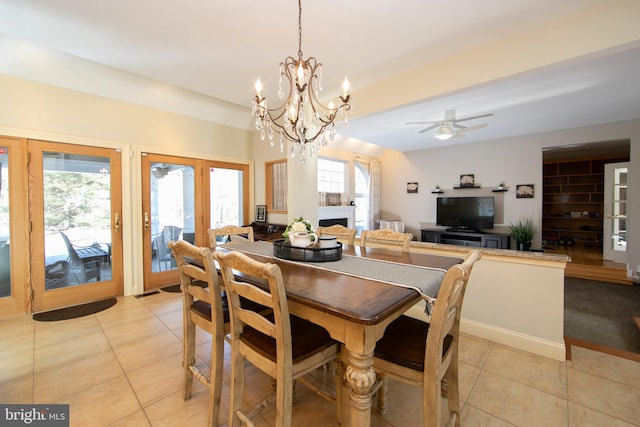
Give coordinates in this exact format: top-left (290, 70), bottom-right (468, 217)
top-left (319, 218), bottom-right (348, 227)
top-left (318, 206), bottom-right (356, 229)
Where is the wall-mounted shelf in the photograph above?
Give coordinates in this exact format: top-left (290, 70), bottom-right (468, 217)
top-left (431, 190), bottom-right (444, 194)
top-left (453, 185), bottom-right (481, 189)
top-left (492, 187), bottom-right (508, 192)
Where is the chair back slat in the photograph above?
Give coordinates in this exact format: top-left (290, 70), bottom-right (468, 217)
top-left (209, 225), bottom-right (255, 247)
top-left (215, 250), bottom-right (291, 348)
top-left (360, 229), bottom-right (412, 251)
top-left (317, 224), bottom-right (356, 245)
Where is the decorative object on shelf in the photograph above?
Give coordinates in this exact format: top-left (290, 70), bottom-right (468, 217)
top-left (255, 205), bottom-right (267, 222)
top-left (326, 192), bottom-right (341, 206)
top-left (459, 174), bottom-right (475, 187)
top-left (493, 182), bottom-right (508, 192)
top-left (509, 217), bottom-right (538, 251)
top-left (282, 217), bottom-right (317, 247)
top-left (273, 239), bottom-right (342, 262)
top-left (406, 182), bottom-right (418, 193)
top-left (431, 184), bottom-right (443, 194)
top-left (516, 184), bottom-right (535, 198)
top-left (252, 0), bottom-right (352, 164)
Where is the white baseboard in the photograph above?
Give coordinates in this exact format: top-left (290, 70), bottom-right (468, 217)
top-left (404, 304), bottom-right (566, 362)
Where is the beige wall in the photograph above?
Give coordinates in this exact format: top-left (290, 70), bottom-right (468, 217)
top-left (0, 74), bottom-right (255, 295)
top-left (0, 74), bottom-right (253, 158)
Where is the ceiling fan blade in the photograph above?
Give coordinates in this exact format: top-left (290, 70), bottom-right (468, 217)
top-left (453, 113), bottom-right (494, 123)
top-left (443, 109), bottom-right (456, 122)
top-left (405, 120), bottom-right (439, 125)
top-left (418, 123), bottom-right (441, 133)
top-left (454, 123), bottom-right (488, 135)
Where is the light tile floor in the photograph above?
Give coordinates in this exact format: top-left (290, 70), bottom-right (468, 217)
top-left (2, 290), bottom-right (640, 427)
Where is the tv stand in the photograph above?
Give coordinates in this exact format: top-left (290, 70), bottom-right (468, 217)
top-left (421, 228), bottom-right (510, 249)
top-left (445, 227), bottom-right (477, 233)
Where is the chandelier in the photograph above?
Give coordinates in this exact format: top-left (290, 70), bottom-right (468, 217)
top-left (252, 0), bottom-right (352, 163)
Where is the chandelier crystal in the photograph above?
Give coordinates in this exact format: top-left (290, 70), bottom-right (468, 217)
top-left (252, 0), bottom-right (352, 163)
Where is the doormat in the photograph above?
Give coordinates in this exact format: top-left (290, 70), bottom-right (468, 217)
top-left (32, 298), bottom-right (117, 322)
top-left (161, 284), bottom-right (181, 293)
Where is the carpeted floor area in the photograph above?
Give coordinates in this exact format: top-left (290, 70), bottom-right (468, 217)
top-left (32, 298), bottom-right (118, 322)
top-left (564, 277), bottom-right (640, 355)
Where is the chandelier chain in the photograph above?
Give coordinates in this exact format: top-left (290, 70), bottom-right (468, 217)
top-left (297, 0), bottom-right (303, 59)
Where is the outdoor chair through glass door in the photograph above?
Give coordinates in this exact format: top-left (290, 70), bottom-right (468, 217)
top-left (141, 154), bottom-right (251, 291)
top-left (141, 154), bottom-right (201, 291)
top-left (29, 140), bottom-right (123, 312)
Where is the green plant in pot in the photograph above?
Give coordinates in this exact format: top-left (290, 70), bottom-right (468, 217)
top-left (509, 217), bottom-right (537, 251)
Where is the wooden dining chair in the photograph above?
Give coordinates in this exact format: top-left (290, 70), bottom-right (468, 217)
top-left (317, 224), bottom-right (357, 245)
top-left (213, 250), bottom-right (339, 427)
top-left (208, 225), bottom-right (255, 247)
top-left (372, 250), bottom-right (481, 427)
top-left (168, 240), bottom-right (228, 427)
top-left (360, 228), bottom-right (413, 251)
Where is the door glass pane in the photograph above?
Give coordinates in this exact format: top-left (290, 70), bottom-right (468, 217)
top-left (150, 162), bottom-right (194, 272)
top-left (611, 167), bottom-right (628, 252)
top-left (0, 147), bottom-right (11, 297)
top-left (210, 167), bottom-right (243, 229)
top-left (43, 152), bottom-right (112, 289)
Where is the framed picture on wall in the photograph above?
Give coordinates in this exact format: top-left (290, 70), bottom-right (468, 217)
top-left (460, 174), bottom-right (475, 187)
top-left (516, 184), bottom-right (535, 198)
top-left (255, 205), bottom-right (267, 222)
top-left (406, 182), bottom-right (418, 193)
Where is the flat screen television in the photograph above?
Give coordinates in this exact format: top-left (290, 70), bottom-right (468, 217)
top-left (436, 196), bottom-right (494, 232)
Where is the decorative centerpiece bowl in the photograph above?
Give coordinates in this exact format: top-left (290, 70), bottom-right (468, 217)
top-left (273, 239), bottom-right (342, 262)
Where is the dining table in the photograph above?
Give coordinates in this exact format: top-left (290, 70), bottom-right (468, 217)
top-left (219, 240), bottom-right (462, 426)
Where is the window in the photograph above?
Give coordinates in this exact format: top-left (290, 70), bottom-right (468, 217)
top-left (266, 159), bottom-right (287, 212)
top-left (317, 158), bottom-right (345, 193)
top-left (355, 162), bottom-right (369, 233)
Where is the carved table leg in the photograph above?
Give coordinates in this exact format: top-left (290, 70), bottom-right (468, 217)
top-left (344, 349), bottom-right (377, 427)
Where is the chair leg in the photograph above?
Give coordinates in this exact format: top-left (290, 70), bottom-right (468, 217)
top-left (183, 320), bottom-right (196, 401)
top-left (229, 344), bottom-right (245, 427)
top-left (209, 333), bottom-right (224, 427)
top-left (276, 369), bottom-right (294, 427)
top-left (376, 374), bottom-right (388, 415)
top-left (444, 365), bottom-right (461, 427)
top-left (423, 377), bottom-right (441, 427)
top-left (334, 356), bottom-right (347, 426)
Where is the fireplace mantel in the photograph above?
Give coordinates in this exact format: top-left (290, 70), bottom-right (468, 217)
top-left (318, 206), bottom-right (356, 229)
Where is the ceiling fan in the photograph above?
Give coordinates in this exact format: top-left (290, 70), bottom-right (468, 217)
top-left (405, 109), bottom-right (493, 140)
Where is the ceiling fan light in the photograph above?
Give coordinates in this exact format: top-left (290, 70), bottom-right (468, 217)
top-left (435, 124), bottom-right (454, 140)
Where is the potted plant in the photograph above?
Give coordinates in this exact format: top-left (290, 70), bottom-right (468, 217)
top-left (509, 217), bottom-right (537, 251)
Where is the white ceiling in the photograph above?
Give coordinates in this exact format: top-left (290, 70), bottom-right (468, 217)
top-left (1, 0), bottom-right (639, 154)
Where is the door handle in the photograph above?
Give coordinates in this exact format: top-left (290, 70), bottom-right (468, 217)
top-left (115, 212), bottom-right (121, 232)
top-left (144, 212), bottom-right (150, 230)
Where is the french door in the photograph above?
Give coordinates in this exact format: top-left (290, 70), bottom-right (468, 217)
top-left (0, 137), bottom-right (29, 317)
top-left (603, 162), bottom-right (629, 263)
top-left (141, 153), bottom-right (250, 291)
top-left (29, 140), bottom-right (124, 312)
